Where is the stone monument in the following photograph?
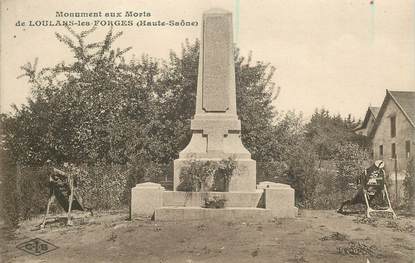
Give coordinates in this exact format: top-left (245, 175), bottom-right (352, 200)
top-left (173, 8), bottom-right (256, 192)
top-left (131, 8), bottom-right (298, 221)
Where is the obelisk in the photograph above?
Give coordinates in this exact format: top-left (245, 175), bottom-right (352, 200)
top-left (173, 9), bottom-right (256, 192)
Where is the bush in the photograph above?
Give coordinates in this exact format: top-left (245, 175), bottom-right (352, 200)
top-left (308, 166), bottom-right (357, 209)
top-left (1, 162), bottom-right (50, 224)
top-left (298, 142), bottom-right (369, 209)
top-left (1, 148), bottom-right (19, 228)
top-left (333, 142), bottom-right (369, 196)
top-left (286, 141), bottom-right (319, 207)
top-left (16, 166), bottom-right (50, 219)
top-left (273, 141), bottom-right (369, 209)
top-left (255, 141), bottom-right (320, 208)
top-left (73, 163), bottom-right (129, 210)
top-left (61, 160), bottom-right (168, 210)
top-left (257, 161), bottom-right (288, 183)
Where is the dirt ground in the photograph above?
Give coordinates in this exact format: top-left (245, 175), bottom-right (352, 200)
top-left (1, 209), bottom-right (414, 263)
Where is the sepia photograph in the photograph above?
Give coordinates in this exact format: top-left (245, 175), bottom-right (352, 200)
top-left (1, 0), bottom-right (414, 262)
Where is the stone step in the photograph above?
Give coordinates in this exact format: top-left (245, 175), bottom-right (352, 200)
top-left (155, 207), bottom-right (273, 222)
top-left (162, 191), bottom-right (264, 208)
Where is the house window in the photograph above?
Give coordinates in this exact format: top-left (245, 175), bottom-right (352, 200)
top-left (391, 143), bottom-right (396, 159)
top-left (390, 116), bottom-right (396, 138)
top-left (406, 140), bottom-right (411, 158)
top-left (379, 145), bottom-right (383, 157)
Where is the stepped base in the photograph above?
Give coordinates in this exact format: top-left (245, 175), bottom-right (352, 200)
top-left (155, 207), bottom-right (273, 222)
top-left (162, 191), bottom-right (263, 208)
top-left (131, 182), bottom-right (298, 220)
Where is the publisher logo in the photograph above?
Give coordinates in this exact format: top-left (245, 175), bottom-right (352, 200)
top-left (16, 238), bottom-right (58, 256)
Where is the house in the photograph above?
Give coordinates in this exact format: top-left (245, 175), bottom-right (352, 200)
top-left (353, 106), bottom-right (379, 136)
top-left (368, 90), bottom-right (415, 202)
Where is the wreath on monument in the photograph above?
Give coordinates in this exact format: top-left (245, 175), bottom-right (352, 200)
top-left (177, 157), bottom-right (237, 192)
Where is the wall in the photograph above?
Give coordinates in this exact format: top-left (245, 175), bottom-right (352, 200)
top-left (366, 115), bottom-right (376, 136)
top-left (372, 98), bottom-right (415, 204)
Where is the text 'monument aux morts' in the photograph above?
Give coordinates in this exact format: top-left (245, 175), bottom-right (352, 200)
top-left (15, 10), bottom-right (199, 27)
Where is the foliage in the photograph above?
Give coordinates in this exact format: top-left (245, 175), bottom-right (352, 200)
top-left (235, 50), bottom-right (279, 162)
top-left (68, 163), bottom-right (129, 210)
top-left (285, 139), bottom-right (320, 207)
top-left (204, 196), bottom-right (227, 208)
top-left (403, 158), bottom-right (415, 213)
top-left (308, 167), bottom-right (358, 209)
top-left (254, 111), bottom-right (319, 207)
top-left (255, 110), bottom-right (369, 209)
top-left (268, 110), bottom-right (305, 163)
top-left (333, 142), bottom-right (369, 194)
top-left (257, 117), bottom-right (370, 209)
top-left (337, 241), bottom-right (377, 256)
top-left (257, 161), bottom-right (287, 183)
top-left (177, 158), bottom-right (237, 192)
top-left (17, 166), bottom-right (51, 219)
top-left (0, 163), bottom-right (49, 223)
top-left (256, 111), bottom-right (316, 205)
top-left (305, 108), bottom-right (370, 163)
top-left (295, 142), bottom-right (370, 209)
top-left (0, 147), bottom-right (19, 228)
top-left (2, 26), bottom-right (159, 165)
top-left (309, 169), bottom-right (339, 209)
top-left (293, 110), bottom-right (371, 208)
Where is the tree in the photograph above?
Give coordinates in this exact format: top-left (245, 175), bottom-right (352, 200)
top-left (305, 108), bottom-right (370, 163)
top-left (1, 28), bottom-right (281, 167)
top-left (285, 138), bottom-right (319, 207)
top-left (235, 50), bottom-right (279, 162)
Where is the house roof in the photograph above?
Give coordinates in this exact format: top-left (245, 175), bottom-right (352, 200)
top-left (389, 91), bottom-right (415, 126)
top-left (353, 106), bottom-right (379, 131)
top-left (369, 106), bottom-right (380, 118)
top-left (369, 90), bottom-right (415, 138)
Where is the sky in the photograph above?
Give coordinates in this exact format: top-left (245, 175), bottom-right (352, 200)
top-left (1, 0), bottom-right (414, 120)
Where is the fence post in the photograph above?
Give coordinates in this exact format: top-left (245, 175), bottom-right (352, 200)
top-left (394, 157), bottom-right (398, 206)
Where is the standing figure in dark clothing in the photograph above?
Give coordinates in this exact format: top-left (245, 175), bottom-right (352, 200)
top-left (337, 160), bottom-right (396, 218)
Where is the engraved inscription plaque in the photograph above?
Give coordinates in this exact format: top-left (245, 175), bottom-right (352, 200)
top-left (202, 14), bottom-right (230, 112)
